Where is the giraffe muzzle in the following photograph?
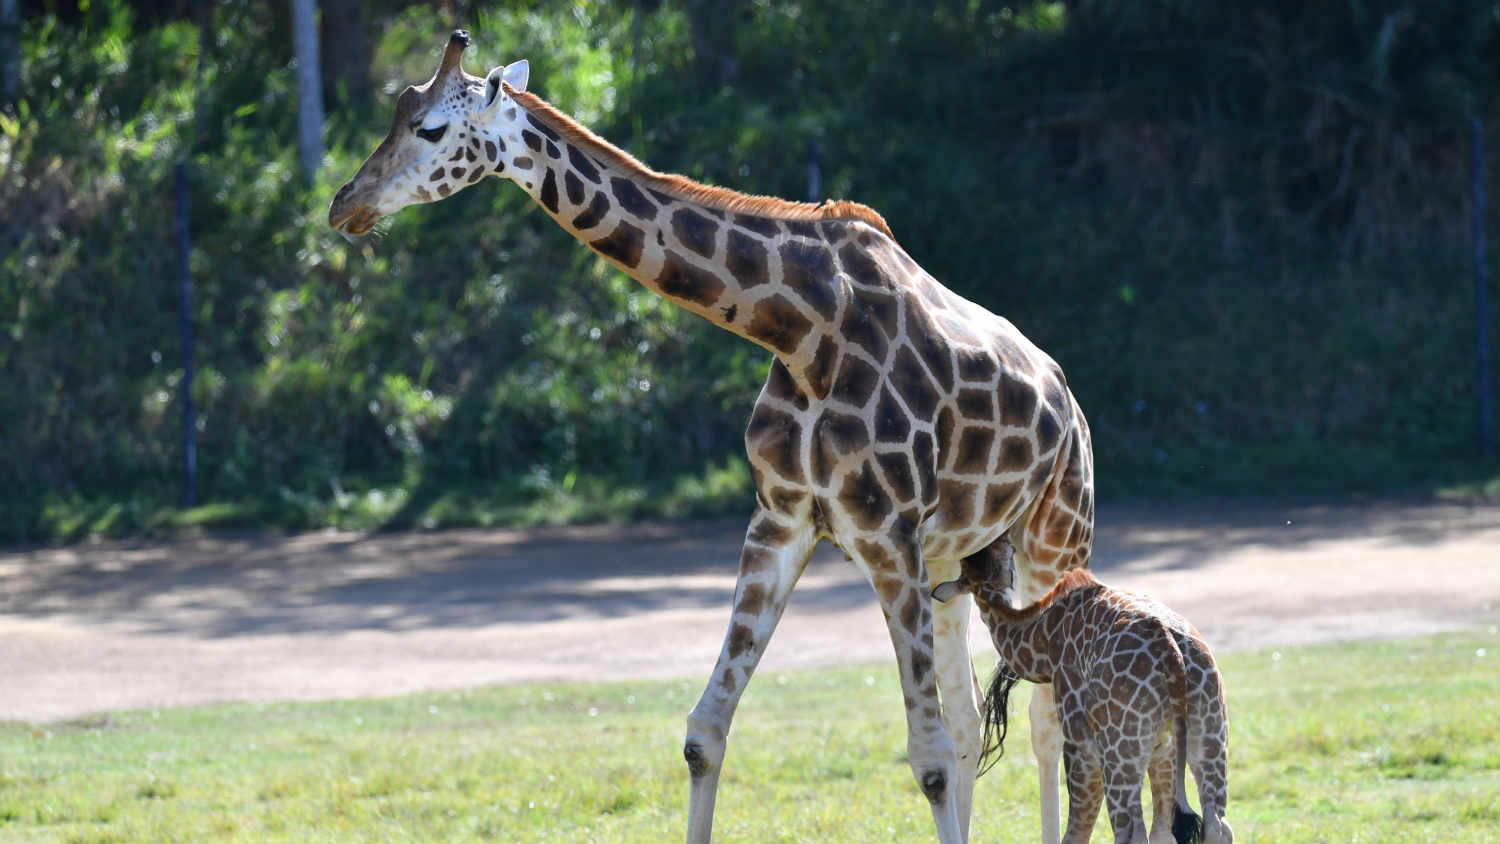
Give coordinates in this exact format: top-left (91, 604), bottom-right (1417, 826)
top-left (328, 183), bottom-right (381, 235)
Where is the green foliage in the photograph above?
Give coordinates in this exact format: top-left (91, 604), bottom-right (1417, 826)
top-left (0, 630), bottom-right (1496, 841)
top-left (1, 0), bottom-right (1496, 541)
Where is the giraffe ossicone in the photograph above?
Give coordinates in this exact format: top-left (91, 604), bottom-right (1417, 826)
top-left (332, 31), bottom-right (1100, 844)
top-left (935, 540), bottom-right (1233, 844)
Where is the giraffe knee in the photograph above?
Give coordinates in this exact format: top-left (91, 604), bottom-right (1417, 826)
top-left (682, 722), bottom-right (725, 780)
top-left (919, 768), bottom-right (947, 804)
top-left (683, 740), bottom-right (711, 778)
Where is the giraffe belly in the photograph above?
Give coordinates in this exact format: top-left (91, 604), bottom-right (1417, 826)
top-left (916, 467), bottom-right (1038, 562)
top-left (919, 519), bottom-right (1009, 564)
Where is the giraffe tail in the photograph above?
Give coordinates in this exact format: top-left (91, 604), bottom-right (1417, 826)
top-left (976, 662), bottom-right (1022, 777)
top-left (1170, 709), bottom-right (1202, 844)
top-left (1164, 621), bottom-right (1203, 844)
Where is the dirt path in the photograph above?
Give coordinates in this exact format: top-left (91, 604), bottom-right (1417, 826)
top-left (2, 499), bottom-right (1495, 723)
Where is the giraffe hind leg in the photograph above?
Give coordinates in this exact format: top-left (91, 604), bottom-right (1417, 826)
top-left (1101, 745), bottom-right (1151, 844)
top-left (1192, 721), bottom-right (1233, 843)
top-left (853, 531), bottom-right (964, 844)
top-left (1146, 729), bottom-right (1178, 844)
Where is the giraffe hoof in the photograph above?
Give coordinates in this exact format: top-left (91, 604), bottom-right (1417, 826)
top-left (919, 768), bottom-right (946, 804)
top-left (683, 741), bottom-right (710, 778)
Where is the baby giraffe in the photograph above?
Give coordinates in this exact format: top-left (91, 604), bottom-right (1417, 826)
top-left (933, 541), bottom-right (1232, 844)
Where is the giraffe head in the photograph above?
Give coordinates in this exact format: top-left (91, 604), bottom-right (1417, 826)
top-left (329, 30), bottom-right (530, 235)
top-left (931, 539), bottom-right (1017, 605)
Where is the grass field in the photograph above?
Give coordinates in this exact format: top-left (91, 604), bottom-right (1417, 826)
top-left (2, 629), bottom-right (1497, 843)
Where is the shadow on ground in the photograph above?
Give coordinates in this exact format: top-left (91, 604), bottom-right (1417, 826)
top-left (2, 498), bottom-right (1493, 639)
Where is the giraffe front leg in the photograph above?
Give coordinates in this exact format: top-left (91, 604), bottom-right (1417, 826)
top-left (856, 534), bottom-right (964, 844)
top-left (929, 558), bottom-right (982, 841)
top-left (1059, 737), bottom-right (1104, 844)
top-left (1012, 534), bottom-right (1087, 844)
top-left (684, 510), bottom-right (816, 844)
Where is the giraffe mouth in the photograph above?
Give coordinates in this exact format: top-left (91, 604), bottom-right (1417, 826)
top-left (331, 205), bottom-right (383, 237)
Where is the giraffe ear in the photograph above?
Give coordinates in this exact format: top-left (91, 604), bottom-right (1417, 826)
top-left (501, 59), bottom-right (529, 94)
top-left (931, 580), bottom-right (968, 603)
top-left (482, 60), bottom-right (528, 110)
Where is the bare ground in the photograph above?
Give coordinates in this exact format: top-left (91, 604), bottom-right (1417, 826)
top-left (2, 499), bottom-right (1496, 723)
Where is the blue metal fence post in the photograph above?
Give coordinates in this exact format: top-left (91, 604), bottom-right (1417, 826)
top-left (176, 160), bottom-right (197, 507)
top-left (1472, 118), bottom-right (1495, 461)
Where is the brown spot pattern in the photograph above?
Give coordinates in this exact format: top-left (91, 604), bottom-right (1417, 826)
top-left (611, 176), bottom-right (657, 220)
top-left (589, 220), bottom-right (645, 268)
top-left (891, 346), bottom-right (939, 419)
top-left (727, 623), bottom-right (754, 658)
top-left (953, 427), bottom-right (995, 474)
top-left (780, 241), bottom-right (837, 320)
top-left (831, 354), bottom-right (880, 408)
top-left (539, 169), bottom-right (559, 213)
top-left (875, 452), bottom-right (917, 502)
top-left (1000, 374), bottom-right (1037, 427)
top-left (671, 208), bottom-right (718, 259)
top-left (874, 386), bottom-right (910, 443)
top-left (734, 214), bottom-right (780, 238)
top-left (656, 250), bottom-right (726, 308)
top-left (564, 171), bottom-right (585, 206)
top-left (567, 144), bottom-right (601, 183)
top-left (746, 404), bottom-right (804, 484)
top-left (746, 295), bottom-right (814, 355)
top-left (571, 192), bottom-right (610, 230)
top-left (839, 301), bottom-right (889, 362)
top-left (837, 463), bottom-right (892, 530)
top-left (726, 229), bottom-right (770, 288)
top-left (806, 335), bottom-right (838, 399)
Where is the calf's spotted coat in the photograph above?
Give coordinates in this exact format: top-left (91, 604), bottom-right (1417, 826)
top-left (330, 31), bottom-right (1096, 844)
top-left (935, 542), bottom-right (1232, 844)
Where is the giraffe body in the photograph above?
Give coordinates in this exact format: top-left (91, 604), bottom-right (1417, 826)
top-left (330, 33), bottom-right (1096, 843)
top-left (935, 544), bottom-right (1232, 844)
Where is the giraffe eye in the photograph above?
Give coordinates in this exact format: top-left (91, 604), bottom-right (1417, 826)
top-left (414, 123), bottom-right (448, 143)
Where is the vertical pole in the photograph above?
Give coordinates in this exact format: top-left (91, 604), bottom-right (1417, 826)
top-left (1472, 118), bottom-right (1495, 460)
top-left (806, 138), bottom-right (821, 202)
top-left (631, 0), bottom-right (643, 150)
top-left (0, 0), bottom-right (18, 109)
top-left (291, 0), bottom-right (324, 180)
top-left (176, 161), bottom-right (197, 508)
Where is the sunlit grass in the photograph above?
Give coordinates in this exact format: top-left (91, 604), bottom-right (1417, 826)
top-left (2, 629), bottom-right (1496, 842)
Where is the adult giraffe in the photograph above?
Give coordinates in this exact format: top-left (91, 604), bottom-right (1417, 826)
top-left (329, 32), bottom-right (1095, 844)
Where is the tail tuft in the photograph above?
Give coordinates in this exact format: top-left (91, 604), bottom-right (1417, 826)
top-left (1172, 801), bottom-right (1203, 844)
top-left (975, 664), bottom-right (1021, 778)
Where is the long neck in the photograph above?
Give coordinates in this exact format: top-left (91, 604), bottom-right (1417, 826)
top-left (973, 585), bottom-right (1057, 681)
top-left (502, 91), bottom-right (891, 397)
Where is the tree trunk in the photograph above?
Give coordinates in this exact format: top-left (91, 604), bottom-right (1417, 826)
top-left (291, 0), bottom-right (323, 180)
top-left (0, 0), bottom-right (19, 109)
top-left (685, 0), bottom-right (743, 90)
top-left (320, 0), bottom-right (369, 109)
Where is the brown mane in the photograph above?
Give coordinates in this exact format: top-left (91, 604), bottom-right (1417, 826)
top-left (981, 567), bottom-right (1101, 625)
top-left (506, 85), bottom-right (896, 241)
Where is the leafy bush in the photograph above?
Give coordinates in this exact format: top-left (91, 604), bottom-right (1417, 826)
top-left (1, 0), bottom-right (1495, 542)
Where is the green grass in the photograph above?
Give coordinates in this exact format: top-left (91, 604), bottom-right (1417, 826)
top-left (2, 629), bottom-right (1497, 842)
